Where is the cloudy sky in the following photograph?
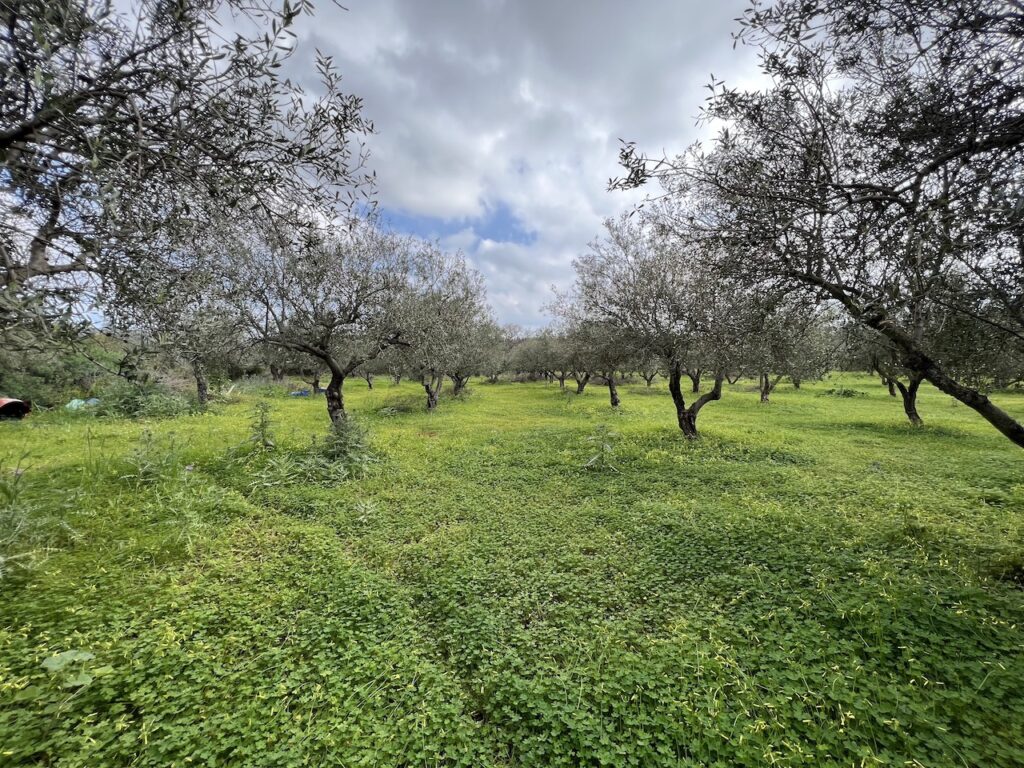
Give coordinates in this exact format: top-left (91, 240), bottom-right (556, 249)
top-left (287, 1), bottom-right (762, 327)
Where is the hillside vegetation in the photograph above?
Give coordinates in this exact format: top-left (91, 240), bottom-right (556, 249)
top-left (2, 376), bottom-right (1023, 766)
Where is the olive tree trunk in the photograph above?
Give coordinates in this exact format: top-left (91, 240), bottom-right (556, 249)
top-left (668, 363), bottom-right (725, 438)
top-left (450, 374), bottom-right (470, 395)
top-left (894, 372), bottom-right (924, 426)
top-left (325, 370), bottom-right (346, 426)
top-left (574, 372), bottom-right (590, 394)
top-left (604, 374), bottom-right (620, 407)
top-left (424, 372), bottom-right (444, 410)
top-left (759, 373), bottom-right (783, 403)
top-left (192, 361), bottom-right (209, 408)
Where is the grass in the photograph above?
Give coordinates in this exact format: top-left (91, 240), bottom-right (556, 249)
top-left (1, 375), bottom-right (1023, 766)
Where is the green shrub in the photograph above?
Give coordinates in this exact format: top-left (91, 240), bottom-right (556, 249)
top-left (819, 386), bottom-right (867, 398)
top-left (93, 379), bottom-right (191, 418)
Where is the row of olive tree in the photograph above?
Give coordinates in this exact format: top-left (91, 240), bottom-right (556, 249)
top-left (613, 0), bottom-right (1024, 447)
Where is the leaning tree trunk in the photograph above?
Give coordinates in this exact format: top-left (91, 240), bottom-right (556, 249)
top-left (363, 373), bottom-right (374, 390)
top-left (886, 378), bottom-right (897, 397)
top-left (814, 276), bottom-right (1024, 448)
top-left (726, 372), bottom-right (742, 385)
top-left (574, 373), bottom-right (590, 395)
top-left (687, 369), bottom-right (701, 393)
top-left (668, 363), bottom-right (725, 438)
top-left (424, 373), bottom-right (443, 410)
top-left (894, 372), bottom-right (924, 426)
top-left (605, 375), bottom-right (620, 407)
top-left (325, 371), bottom-right (346, 426)
top-left (192, 361), bottom-right (209, 408)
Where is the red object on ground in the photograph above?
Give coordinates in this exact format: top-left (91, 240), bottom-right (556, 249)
top-left (0, 398), bottom-right (31, 419)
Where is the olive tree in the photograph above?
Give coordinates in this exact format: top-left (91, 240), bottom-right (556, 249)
top-left (615, 0), bottom-right (1024, 447)
top-left (400, 248), bottom-right (489, 411)
top-left (1, 0), bottom-right (371, 345)
top-left (232, 221), bottom-right (413, 425)
top-left (568, 213), bottom-right (754, 437)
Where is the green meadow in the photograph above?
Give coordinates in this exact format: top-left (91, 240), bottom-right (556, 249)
top-left (1, 376), bottom-right (1023, 767)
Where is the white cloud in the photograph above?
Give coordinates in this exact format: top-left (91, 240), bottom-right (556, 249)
top-left (286, 0), bottom-right (762, 327)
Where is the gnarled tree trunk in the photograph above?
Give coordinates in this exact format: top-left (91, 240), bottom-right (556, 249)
top-left (759, 373), bottom-right (783, 403)
top-left (668, 362), bottom-right (725, 438)
top-left (450, 374), bottom-right (470, 395)
top-left (363, 372), bottom-right (374, 389)
top-left (686, 368), bottom-right (702, 393)
top-left (894, 371), bottom-right (924, 426)
top-left (424, 372), bottom-right (443, 410)
top-left (642, 373), bottom-right (656, 387)
top-left (325, 370), bottom-right (346, 426)
top-left (574, 372), bottom-right (590, 394)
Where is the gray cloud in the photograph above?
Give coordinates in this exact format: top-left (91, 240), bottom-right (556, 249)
top-left (288, 0), bottom-right (761, 327)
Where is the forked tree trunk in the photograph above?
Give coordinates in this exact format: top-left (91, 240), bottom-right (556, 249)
top-left (325, 371), bottom-right (346, 426)
top-left (642, 373), bottom-right (656, 387)
top-left (556, 373), bottom-right (567, 390)
top-left (894, 372), bottom-right (924, 426)
top-left (363, 373), bottom-right (374, 389)
top-left (574, 373), bottom-right (590, 394)
top-left (605, 375), bottom-right (620, 407)
top-left (687, 369), bottom-right (702, 393)
top-left (192, 361), bottom-right (209, 408)
top-left (270, 364), bottom-right (285, 382)
top-left (451, 374), bottom-right (470, 395)
top-left (759, 373), bottom-right (783, 403)
top-left (726, 372), bottom-right (742, 385)
top-left (424, 373), bottom-right (443, 410)
top-left (668, 363), bottom-right (725, 438)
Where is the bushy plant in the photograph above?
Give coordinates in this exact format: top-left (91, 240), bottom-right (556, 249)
top-left (819, 386), bottom-right (867, 398)
top-left (93, 379), bottom-right (191, 418)
top-left (582, 424), bottom-right (620, 472)
top-left (118, 430), bottom-right (184, 487)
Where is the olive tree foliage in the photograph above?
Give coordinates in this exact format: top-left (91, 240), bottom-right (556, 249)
top-left (567, 213), bottom-right (755, 437)
top-left (614, 0), bottom-right (1024, 447)
top-left (478, 323), bottom-right (520, 383)
top-left (398, 248), bottom-right (489, 411)
top-left (445, 317), bottom-right (506, 394)
top-left (0, 0), bottom-right (372, 348)
top-left (111, 264), bottom-right (243, 407)
top-left (230, 221), bottom-right (414, 425)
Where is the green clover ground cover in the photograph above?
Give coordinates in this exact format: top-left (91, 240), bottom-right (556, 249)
top-left (1, 376), bottom-right (1023, 766)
